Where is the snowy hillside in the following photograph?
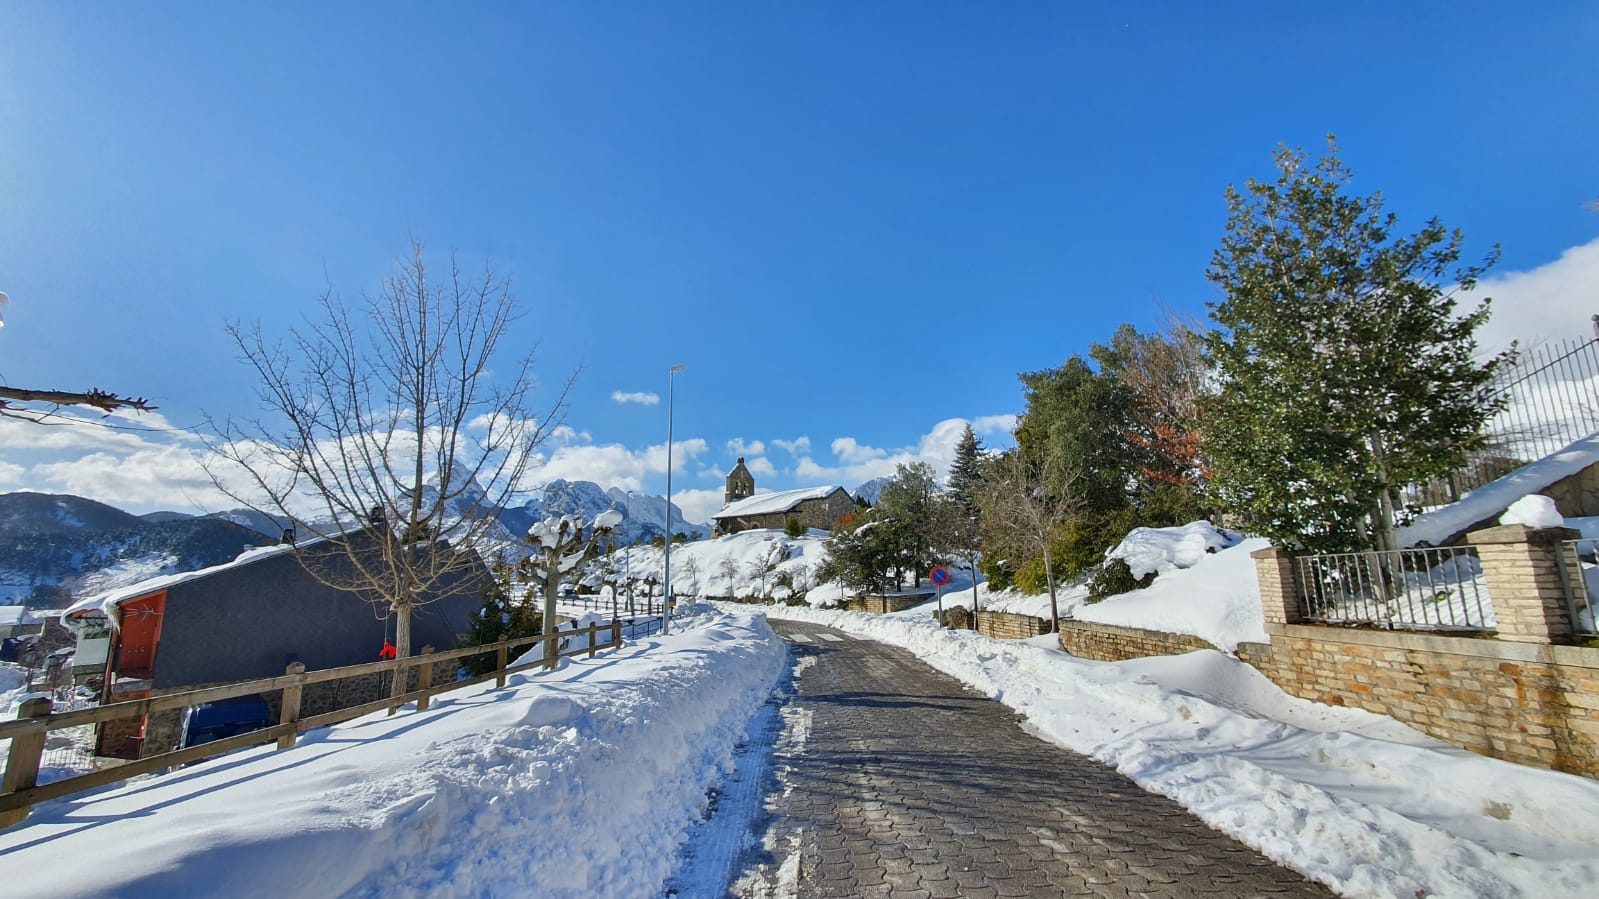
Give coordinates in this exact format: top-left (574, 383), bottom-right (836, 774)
top-left (592, 529), bottom-right (830, 601)
top-left (0, 495), bottom-right (276, 606)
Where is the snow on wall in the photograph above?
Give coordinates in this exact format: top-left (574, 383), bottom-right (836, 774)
top-left (1398, 434), bottom-right (1599, 546)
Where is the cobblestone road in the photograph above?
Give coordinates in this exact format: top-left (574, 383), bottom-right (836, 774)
top-left (736, 621), bottom-right (1332, 899)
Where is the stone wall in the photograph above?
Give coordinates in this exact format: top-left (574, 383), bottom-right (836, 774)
top-left (844, 592), bottom-right (934, 613)
top-left (1057, 620), bottom-right (1218, 662)
top-left (1238, 624), bottom-right (1599, 777)
top-left (975, 611), bottom-right (1053, 640)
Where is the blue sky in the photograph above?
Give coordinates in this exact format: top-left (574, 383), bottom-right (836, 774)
top-left (1, 3), bottom-right (1596, 523)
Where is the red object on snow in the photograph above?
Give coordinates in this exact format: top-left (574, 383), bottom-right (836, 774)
top-left (379, 641), bottom-right (397, 660)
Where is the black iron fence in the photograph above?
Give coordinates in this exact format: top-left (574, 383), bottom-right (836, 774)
top-left (1413, 327), bottom-right (1599, 506)
top-left (1296, 546), bottom-right (1495, 633)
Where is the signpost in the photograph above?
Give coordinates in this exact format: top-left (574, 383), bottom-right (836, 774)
top-left (930, 566), bottom-right (951, 623)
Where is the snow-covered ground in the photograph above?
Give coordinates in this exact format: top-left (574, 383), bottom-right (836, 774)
top-left (757, 601), bottom-right (1599, 899)
top-left (0, 604), bottom-right (787, 899)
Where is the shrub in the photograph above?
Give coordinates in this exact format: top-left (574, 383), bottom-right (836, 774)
top-left (785, 517), bottom-right (805, 538)
top-left (1085, 558), bottom-right (1153, 603)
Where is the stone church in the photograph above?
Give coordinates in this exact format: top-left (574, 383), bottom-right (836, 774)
top-left (711, 458), bottom-right (854, 536)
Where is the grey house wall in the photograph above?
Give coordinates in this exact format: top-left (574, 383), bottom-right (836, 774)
top-left (150, 546), bottom-right (486, 689)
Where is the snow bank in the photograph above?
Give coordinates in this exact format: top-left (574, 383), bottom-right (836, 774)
top-left (757, 604), bottom-right (1599, 899)
top-left (1500, 494), bottom-right (1566, 529)
top-left (0, 605), bottom-right (787, 899)
top-left (1105, 520), bottom-right (1241, 578)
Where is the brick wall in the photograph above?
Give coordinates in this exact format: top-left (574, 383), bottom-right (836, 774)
top-left (1239, 624), bottom-right (1599, 777)
top-left (1057, 620), bottom-right (1218, 661)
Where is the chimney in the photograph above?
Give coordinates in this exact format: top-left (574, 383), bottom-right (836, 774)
top-left (281, 527), bottom-right (296, 546)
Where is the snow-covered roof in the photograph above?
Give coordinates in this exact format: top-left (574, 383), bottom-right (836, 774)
top-left (64, 542), bottom-right (299, 621)
top-left (712, 485), bottom-right (844, 520)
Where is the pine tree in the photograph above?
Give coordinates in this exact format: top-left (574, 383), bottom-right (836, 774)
top-left (1204, 138), bottom-right (1512, 552)
top-left (947, 424), bottom-right (987, 515)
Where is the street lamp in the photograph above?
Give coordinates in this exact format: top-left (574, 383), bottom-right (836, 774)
top-left (663, 364), bottom-right (684, 635)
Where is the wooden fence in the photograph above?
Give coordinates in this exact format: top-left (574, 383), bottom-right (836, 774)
top-left (0, 619), bottom-right (651, 829)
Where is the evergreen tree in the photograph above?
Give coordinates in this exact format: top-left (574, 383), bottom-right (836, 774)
top-left (946, 424), bottom-right (988, 515)
top-left (1204, 138), bottom-right (1511, 552)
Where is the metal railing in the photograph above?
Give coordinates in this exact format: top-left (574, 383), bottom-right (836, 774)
top-left (1296, 546), bottom-right (1496, 633)
top-left (1560, 538), bottom-right (1599, 638)
top-left (1415, 329), bottom-right (1599, 505)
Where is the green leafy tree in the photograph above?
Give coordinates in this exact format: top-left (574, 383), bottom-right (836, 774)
top-left (874, 462), bottom-right (943, 587)
top-left (784, 516), bottom-right (805, 538)
top-left (1204, 138), bottom-right (1511, 552)
top-left (1090, 320), bottom-right (1211, 523)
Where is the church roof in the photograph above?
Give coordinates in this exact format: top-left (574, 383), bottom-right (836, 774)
top-left (713, 485), bottom-right (846, 520)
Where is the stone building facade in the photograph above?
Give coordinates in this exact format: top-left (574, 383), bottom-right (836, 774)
top-left (711, 460), bottom-right (854, 535)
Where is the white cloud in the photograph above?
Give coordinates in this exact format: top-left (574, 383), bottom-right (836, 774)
top-left (1475, 237), bottom-right (1599, 353)
top-left (745, 456), bottom-right (777, 478)
top-left (771, 436), bottom-right (811, 455)
top-left (0, 461), bottom-right (25, 486)
top-left (611, 391), bottom-right (661, 406)
top-left (831, 437), bottom-right (887, 464)
top-left (795, 416), bottom-right (1010, 488)
top-left (670, 488), bottom-right (727, 525)
top-left (524, 436), bottom-right (709, 493)
top-left (726, 438), bottom-right (765, 457)
top-left (972, 414), bottom-right (1018, 438)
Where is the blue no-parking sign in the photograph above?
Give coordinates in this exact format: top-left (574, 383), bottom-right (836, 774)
top-left (929, 566), bottom-right (951, 587)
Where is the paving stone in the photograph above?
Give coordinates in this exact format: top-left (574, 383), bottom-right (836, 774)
top-left (732, 621), bottom-right (1332, 898)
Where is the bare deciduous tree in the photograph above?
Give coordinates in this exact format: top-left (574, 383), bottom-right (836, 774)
top-left (979, 444), bottom-right (1085, 633)
top-left (207, 243), bottom-right (571, 696)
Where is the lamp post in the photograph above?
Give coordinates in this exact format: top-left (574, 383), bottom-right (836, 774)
top-left (663, 364), bottom-right (684, 635)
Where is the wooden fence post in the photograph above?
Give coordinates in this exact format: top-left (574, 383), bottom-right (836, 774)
top-left (278, 662), bottom-right (305, 750)
top-left (545, 632), bottom-right (559, 671)
top-left (417, 645), bottom-right (436, 711)
top-left (584, 624), bottom-right (596, 659)
top-left (495, 643), bottom-right (509, 688)
top-left (0, 696), bottom-right (53, 828)
top-left (612, 620), bottom-right (622, 650)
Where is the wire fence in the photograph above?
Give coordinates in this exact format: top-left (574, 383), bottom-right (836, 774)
top-left (1413, 329), bottom-right (1599, 506)
top-left (1560, 538), bottom-right (1599, 637)
top-left (1296, 545), bottom-right (1496, 633)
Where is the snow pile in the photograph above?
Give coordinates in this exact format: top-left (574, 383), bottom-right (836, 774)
top-left (1076, 537), bottom-right (1271, 650)
top-left (1105, 520), bottom-right (1241, 578)
top-left (1500, 494), bottom-right (1566, 529)
top-left (0, 605), bottom-right (787, 899)
top-left (757, 604), bottom-right (1599, 899)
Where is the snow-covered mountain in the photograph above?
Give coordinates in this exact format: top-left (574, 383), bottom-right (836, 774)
top-left (853, 477), bottom-right (890, 506)
top-left (503, 479), bottom-right (709, 547)
top-left (0, 492), bottom-right (276, 606)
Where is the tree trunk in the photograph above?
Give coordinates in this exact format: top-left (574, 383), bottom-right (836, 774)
top-left (1043, 547), bottom-right (1060, 633)
top-left (542, 576), bottom-right (560, 668)
top-left (389, 603), bottom-right (413, 701)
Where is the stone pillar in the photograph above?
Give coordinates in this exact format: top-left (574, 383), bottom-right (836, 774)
top-left (1467, 524), bottom-right (1581, 644)
top-left (1251, 545), bottom-right (1303, 625)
